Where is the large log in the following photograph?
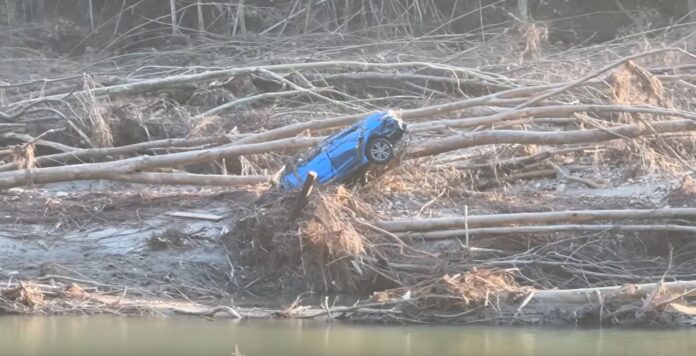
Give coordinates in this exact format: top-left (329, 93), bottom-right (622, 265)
top-left (445, 146), bottom-right (592, 170)
top-left (3, 85), bottom-right (537, 172)
top-left (0, 137), bottom-right (319, 190)
top-left (194, 89), bottom-right (310, 118)
top-left (8, 49), bottom-right (685, 109)
top-left (3, 118), bottom-right (693, 188)
top-left (399, 224), bottom-right (696, 240)
top-left (532, 280), bottom-right (696, 304)
top-left (409, 119), bottom-right (696, 158)
top-left (410, 105), bottom-right (696, 133)
top-left (231, 84), bottom-right (558, 145)
top-left (110, 173), bottom-right (269, 186)
top-left (11, 61), bottom-right (508, 106)
top-left (0, 132), bottom-right (77, 153)
top-left (0, 135), bottom-right (234, 172)
top-left (377, 208), bottom-right (696, 232)
top-left (299, 72), bottom-right (514, 92)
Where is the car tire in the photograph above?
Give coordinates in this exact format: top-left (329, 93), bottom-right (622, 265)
top-left (366, 138), bottom-right (394, 164)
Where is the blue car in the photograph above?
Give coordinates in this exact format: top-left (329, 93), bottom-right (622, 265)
top-left (278, 111), bottom-right (407, 189)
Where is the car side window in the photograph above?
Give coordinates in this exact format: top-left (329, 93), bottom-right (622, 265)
top-left (332, 126), bottom-right (358, 141)
top-left (297, 146), bottom-right (321, 164)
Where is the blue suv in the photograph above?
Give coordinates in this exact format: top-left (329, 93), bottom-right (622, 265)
top-left (278, 111), bottom-right (407, 189)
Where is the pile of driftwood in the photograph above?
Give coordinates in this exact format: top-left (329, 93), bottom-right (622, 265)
top-left (3, 25), bottom-right (696, 325)
top-left (2, 48), bottom-right (696, 189)
top-left (229, 184), bottom-right (696, 325)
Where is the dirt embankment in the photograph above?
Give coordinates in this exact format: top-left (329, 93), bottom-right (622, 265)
top-left (1, 166), bottom-right (694, 325)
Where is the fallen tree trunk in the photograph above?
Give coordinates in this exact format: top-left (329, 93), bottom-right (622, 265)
top-left (0, 137), bottom-right (319, 189)
top-left (232, 84), bottom-right (558, 145)
top-left (0, 132), bottom-right (77, 153)
top-left (532, 279), bottom-right (696, 304)
top-left (300, 71), bottom-right (514, 93)
top-left (110, 172), bottom-right (269, 186)
top-left (0, 135), bottom-right (235, 172)
top-left (410, 104), bottom-right (696, 133)
top-left (11, 50), bottom-right (683, 109)
top-left (398, 224), bottom-right (696, 240)
top-left (194, 89), bottom-right (312, 118)
top-left (11, 61), bottom-right (508, 106)
top-left (444, 146), bottom-right (592, 171)
top-left (409, 119), bottom-right (696, 158)
top-left (377, 208), bottom-right (696, 232)
top-left (232, 98), bottom-right (693, 148)
top-left (2, 118), bottom-right (691, 188)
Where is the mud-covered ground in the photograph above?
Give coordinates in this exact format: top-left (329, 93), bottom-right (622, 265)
top-left (0, 166), bottom-right (685, 309)
top-left (0, 182), bottom-right (263, 304)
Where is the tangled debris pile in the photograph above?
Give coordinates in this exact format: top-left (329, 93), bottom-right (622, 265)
top-left (229, 186), bottom-right (374, 293)
top-left (2, 4), bottom-right (696, 326)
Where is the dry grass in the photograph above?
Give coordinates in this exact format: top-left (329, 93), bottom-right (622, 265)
top-left (0, 281), bottom-right (162, 316)
top-left (231, 185), bottom-right (376, 292)
top-left (361, 161), bottom-right (470, 200)
top-left (1, 282), bottom-right (45, 309)
top-left (298, 187), bottom-right (372, 291)
top-left (188, 116), bottom-right (225, 138)
top-left (10, 143), bottom-right (35, 169)
top-left (64, 283), bottom-right (87, 299)
top-left (518, 23), bottom-right (548, 62)
top-left (300, 187), bottom-right (368, 258)
top-left (596, 61), bottom-right (691, 176)
top-left (609, 60), bottom-right (666, 108)
top-left (371, 268), bottom-right (522, 309)
top-left (80, 74), bottom-right (114, 147)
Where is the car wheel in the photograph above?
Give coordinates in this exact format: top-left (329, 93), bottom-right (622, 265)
top-left (366, 138), bottom-right (393, 164)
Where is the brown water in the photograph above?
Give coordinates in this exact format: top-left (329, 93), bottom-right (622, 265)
top-left (1, 316), bottom-right (695, 356)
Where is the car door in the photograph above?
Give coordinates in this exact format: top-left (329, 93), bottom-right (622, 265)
top-left (303, 149), bottom-right (336, 184)
top-left (286, 147), bottom-right (336, 187)
top-left (324, 124), bottom-right (365, 175)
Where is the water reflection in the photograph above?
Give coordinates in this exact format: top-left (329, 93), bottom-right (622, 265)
top-left (1, 316), bottom-right (695, 356)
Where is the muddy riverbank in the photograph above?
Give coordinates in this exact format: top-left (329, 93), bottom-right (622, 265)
top-left (4, 2), bottom-right (696, 327)
top-left (2, 173), bottom-right (696, 327)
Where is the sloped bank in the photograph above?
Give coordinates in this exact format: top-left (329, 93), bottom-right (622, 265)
top-left (212, 180), bottom-right (696, 327)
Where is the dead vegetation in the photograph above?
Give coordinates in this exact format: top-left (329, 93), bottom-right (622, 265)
top-left (229, 186), bottom-right (376, 292)
top-left (371, 268), bottom-right (523, 309)
top-left (3, 1), bottom-right (696, 327)
top-left (0, 280), bottom-right (241, 317)
top-left (609, 61), bottom-right (667, 108)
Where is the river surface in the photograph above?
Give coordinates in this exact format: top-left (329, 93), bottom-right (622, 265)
top-left (1, 316), bottom-right (695, 356)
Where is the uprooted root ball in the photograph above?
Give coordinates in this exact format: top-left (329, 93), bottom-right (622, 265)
top-left (227, 186), bottom-right (377, 293)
